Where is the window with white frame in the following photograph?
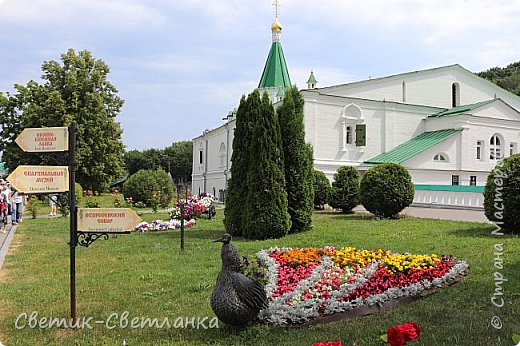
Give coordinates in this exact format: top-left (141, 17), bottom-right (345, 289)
top-left (470, 176), bottom-right (477, 186)
top-left (510, 143), bottom-right (517, 156)
top-left (490, 134), bottom-right (503, 160)
top-left (340, 104), bottom-right (364, 151)
top-left (452, 82), bottom-right (460, 107)
top-left (476, 141), bottom-right (483, 160)
top-left (452, 175), bottom-right (460, 186)
top-left (433, 153), bottom-right (447, 162)
top-left (346, 126), bottom-right (353, 145)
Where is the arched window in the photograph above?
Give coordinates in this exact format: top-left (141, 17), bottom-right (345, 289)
top-left (340, 104), bottom-right (364, 150)
top-left (452, 82), bottom-right (460, 107)
top-left (490, 134), bottom-right (503, 160)
top-left (219, 142), bottom-right (226, 168)
top-left (433, 153), bottom-right (448, 162)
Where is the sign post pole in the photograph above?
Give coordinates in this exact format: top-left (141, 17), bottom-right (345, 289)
top-left (68, 123), bottom-right (77, 325)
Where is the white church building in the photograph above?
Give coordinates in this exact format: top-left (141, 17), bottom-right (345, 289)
top-left (192, 11), bottom-right (520, 209)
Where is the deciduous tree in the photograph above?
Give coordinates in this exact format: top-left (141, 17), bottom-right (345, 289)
top-left (0, 49), bottom-right (125, 191)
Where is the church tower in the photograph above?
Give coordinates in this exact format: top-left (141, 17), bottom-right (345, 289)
top-left (258, 0), bottom-right (291, 102)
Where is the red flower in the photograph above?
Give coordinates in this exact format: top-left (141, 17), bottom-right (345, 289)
top-left (311, 342), bottom-right (343, 346)
top-left (387, 322), bottom-right (421, 346)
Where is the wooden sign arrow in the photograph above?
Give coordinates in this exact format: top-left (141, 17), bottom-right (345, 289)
top-left (15, 127), bottom-right (68, 152)
top-left (77, 208), bottom-right (141, 233)
top-left (7, 165), bottom-right (69, 193)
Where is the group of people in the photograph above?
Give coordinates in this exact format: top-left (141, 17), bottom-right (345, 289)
top-left (0, 179), bottom-right (26, 234)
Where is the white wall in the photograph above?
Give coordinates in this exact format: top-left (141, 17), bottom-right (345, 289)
top-left (191, 121), bottom-right (235, 200)
top-left (414, 190), bottom-right (484, 208)
top-left (319, 65), bottom-right (520, 111)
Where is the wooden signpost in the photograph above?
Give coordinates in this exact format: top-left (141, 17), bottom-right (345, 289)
top-left (9, 124), bottom-right (138, 325)
top-left (6, 165), bottom-right (69, 193)
top-left (14, 127), bottom-right (68, 152)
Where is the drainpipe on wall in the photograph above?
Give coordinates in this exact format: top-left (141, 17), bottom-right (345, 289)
top-left (224, 123), bottom-right (230, 191)
top-left (204, 138), bottom-right (208, 194)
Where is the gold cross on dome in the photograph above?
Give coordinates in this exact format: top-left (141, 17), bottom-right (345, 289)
top-left (272, 0), bottom-right (280, 18)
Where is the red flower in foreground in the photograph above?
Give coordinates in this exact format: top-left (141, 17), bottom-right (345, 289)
top-left (311, 342), bottom-right (343, 346)
top-left (387, 322), bottom-right (421, 346)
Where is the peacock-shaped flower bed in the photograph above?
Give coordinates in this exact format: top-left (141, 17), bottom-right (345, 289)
top-left (243, 246), bottom-right (469, 326)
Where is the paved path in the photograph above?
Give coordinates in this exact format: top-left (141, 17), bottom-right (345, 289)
top-left (0, 224), bottom-right (16, 270)
top-left (353, 205), bottom-right (489, 223)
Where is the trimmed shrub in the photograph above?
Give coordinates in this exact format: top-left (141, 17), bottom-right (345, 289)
top-left (278, 86), bottom-right (314, 233)
top-left (329, 166), bottom-right (360, 213)
top-left (484, 154), bottom-right (520, 233)
top-left (243, 91), bottom-right (291, 240)
top-left (313, 170), bottom-right (331, 210)
top-left (123, 169), bottom-right (173, 207)
top-left (360, 163), bottom-right (414, 218)
top-left (224, 96), bottom-right (249, 236)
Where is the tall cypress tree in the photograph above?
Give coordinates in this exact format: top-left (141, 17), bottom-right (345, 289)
top-left (224, 95), bottom-right (249, 236)
top-left (243, 91), bottom-right (290, 239)
top-left (278, 86), bottom-right (314, 233)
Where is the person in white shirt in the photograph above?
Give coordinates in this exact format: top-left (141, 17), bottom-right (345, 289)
top-left (48, 194), bottom-right (58, 217)
top-left (11, 188), bottom-right (25, 225)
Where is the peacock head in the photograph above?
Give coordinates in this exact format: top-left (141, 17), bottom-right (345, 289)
top-left (213, 233), bottom-right (232, 244)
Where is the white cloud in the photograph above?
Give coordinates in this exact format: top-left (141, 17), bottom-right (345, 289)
top-left (131, 54), bottom-right (218, 74)
top-left (0, 0), bottom-right (166, 28)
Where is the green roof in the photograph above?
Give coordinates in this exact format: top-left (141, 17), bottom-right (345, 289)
top-left (429, 100), bottom-right (494, 118)
top-left (109, 173), bottom-right (129, 188)
top-left (306, 71), bottom-right (317, 84)
top-left (258, 41), bottom-right (291, 89)
top-left (362, 129), bottom-right (462, 166)
top-left (415, 184), bottom-right (484, 193)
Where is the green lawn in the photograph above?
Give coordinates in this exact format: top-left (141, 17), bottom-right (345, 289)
top-left (0, 211), bottom-right (518, 345)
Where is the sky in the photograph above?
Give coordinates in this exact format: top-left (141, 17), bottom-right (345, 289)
top-left (0, 0), bottom-right (519, 150)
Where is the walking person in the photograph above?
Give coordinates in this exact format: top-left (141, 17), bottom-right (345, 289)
top-left (1, 183), bottom-right (12, 226)
top-left (48, 194), bottom-right (58, 217)
top-left (0, 185), bottom-right (9, 233)
top-left (11, 188), bottom-right (25, 225)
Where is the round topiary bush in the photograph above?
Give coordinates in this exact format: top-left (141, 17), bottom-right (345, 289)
top-left (360, 163), bottom-right (414, 218)
top-left (484, 154), bottom-right (520, 233)
top-left (313, 170), bottom-right (331, 210)
top-left (123, 169), bottom-right (173, 207)
top-left (329, 166), bottom-right (360, 213)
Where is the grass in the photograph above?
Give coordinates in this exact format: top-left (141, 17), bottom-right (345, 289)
top-left (0, 211), bottom-right (518, 345)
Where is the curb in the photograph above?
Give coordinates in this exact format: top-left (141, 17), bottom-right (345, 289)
top-left (0, 225), bottom-right (16, 270)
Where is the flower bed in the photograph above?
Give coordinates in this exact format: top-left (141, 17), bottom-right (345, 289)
top-left (246, 246), bottom-right (468, 326)
top-left (167, 194), bottom-right (215, 220)
top-left (134, 219), bottom-right (196, 232)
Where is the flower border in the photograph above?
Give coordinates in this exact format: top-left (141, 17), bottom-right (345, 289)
top-left (257, 247), bottom-right (469, 326)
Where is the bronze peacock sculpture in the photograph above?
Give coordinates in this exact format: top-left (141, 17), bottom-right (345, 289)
top-left (211, 233), bottom-right (268, 326)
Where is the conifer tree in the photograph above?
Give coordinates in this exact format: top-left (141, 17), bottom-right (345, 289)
top-left (243, 91), bottom-right (290, 239)
top-left (278, 86), bottom-right (314, 233)
top-left (224, 95), bottom-right (249, 236)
